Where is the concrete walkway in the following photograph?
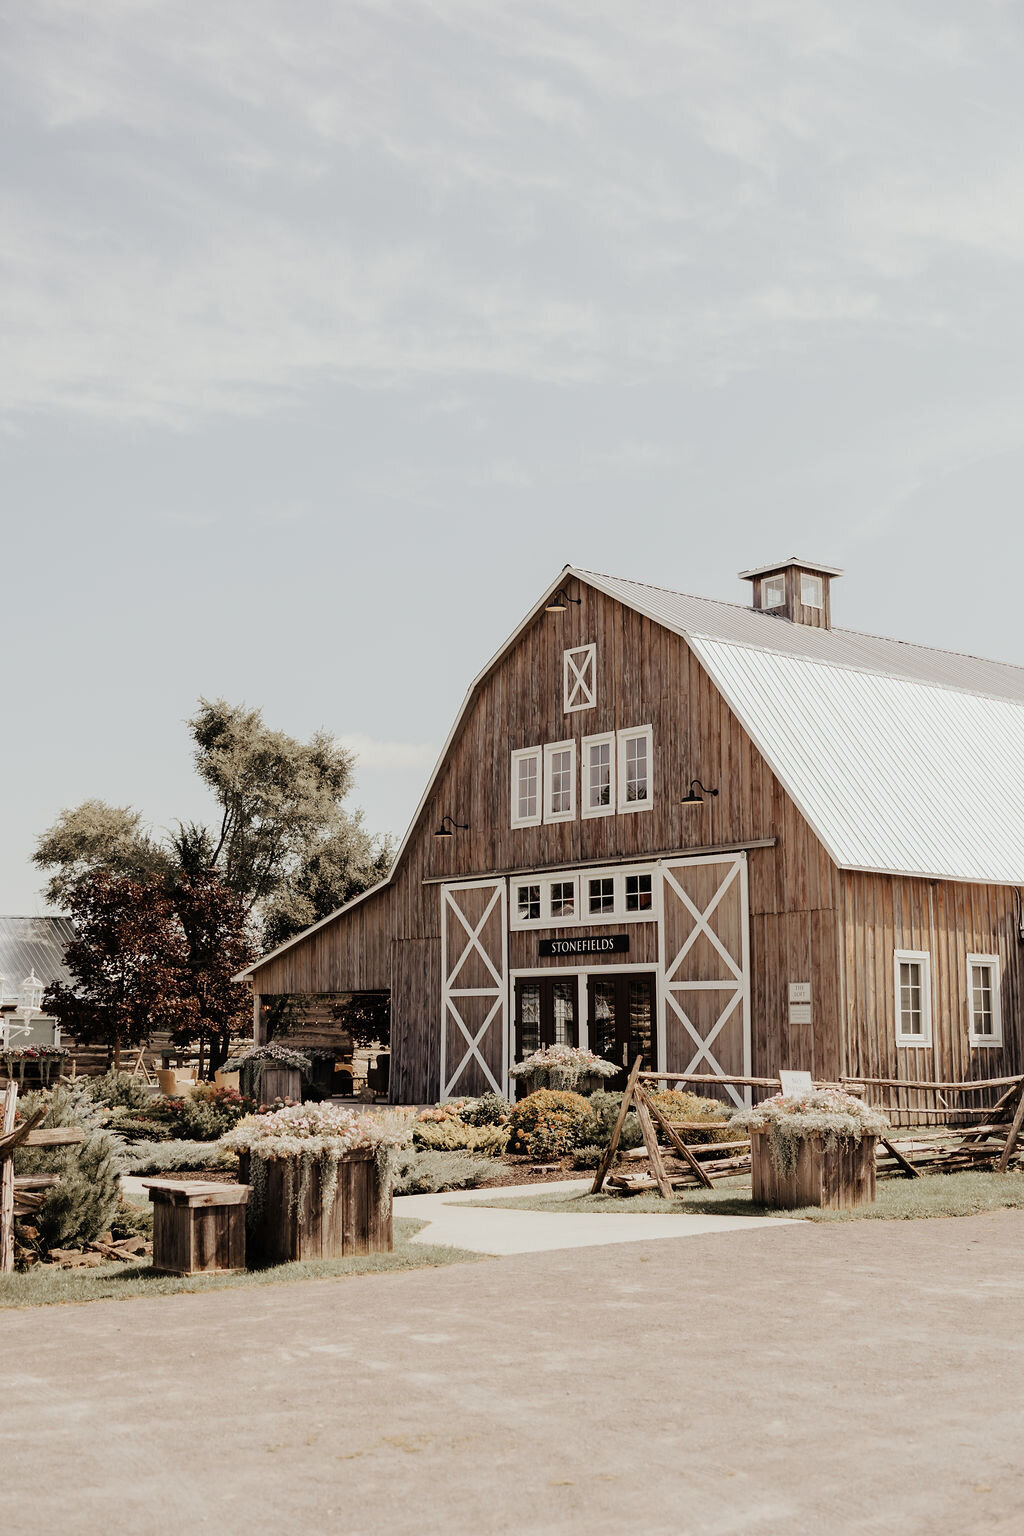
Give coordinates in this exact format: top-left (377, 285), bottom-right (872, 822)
top-left (397, 1179), bottom-right (795, 1253)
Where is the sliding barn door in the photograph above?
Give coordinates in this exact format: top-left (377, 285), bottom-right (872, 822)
top-left (440, 879), bottom-right (508, 1100)
top-left (660, 854), bottom-right (751, 1107)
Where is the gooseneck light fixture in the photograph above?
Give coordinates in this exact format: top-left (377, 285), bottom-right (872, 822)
top-left (681, 779), bottom-right (719, 844)
top-left (434, 815), bottom-right (469, 839)
top-left (544, 587), bottom-right (581, 613)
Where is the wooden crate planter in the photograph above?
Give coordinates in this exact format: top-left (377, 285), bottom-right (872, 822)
top-left (751, 1130), bottom-right (877, 1210)
top-left (241, 1148), bottom-right (393, 1263)
top-left (257, 1065), bottom-right (303, 1104)
top-left (145, 1180), bottom-right (250, 1275)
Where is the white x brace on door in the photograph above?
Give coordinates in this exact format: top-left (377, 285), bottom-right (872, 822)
top-left (440, 879), bottom-right (508, 1100)
top-left (659, 853), bottom-right (751, 1107)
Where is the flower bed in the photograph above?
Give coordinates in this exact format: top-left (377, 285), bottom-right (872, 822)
top-left (223, 1104), bottom-right (412, 1261)
top-left (1, 1046), bottom-right (69, 1086)
top-left (509, 1046), bottom-right (618, 1093)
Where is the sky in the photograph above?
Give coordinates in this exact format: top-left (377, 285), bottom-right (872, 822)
top-left (4, 0), bottom-right (1024, 913)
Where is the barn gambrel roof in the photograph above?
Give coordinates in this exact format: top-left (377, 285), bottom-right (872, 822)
top-left (238, 562), bottom-right (1024, 979)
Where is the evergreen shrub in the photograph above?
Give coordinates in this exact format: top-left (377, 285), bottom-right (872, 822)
top-left (15, 1084), bottom-right (123, 1249)
top-left (84, 1070), bottom-right (153, 1111)
top-left (412, 1120), bottom-right (508, 1157)
top-left (393, 1149), bottom-right (496, 1194)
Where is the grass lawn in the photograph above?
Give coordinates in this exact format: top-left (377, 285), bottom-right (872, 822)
top-left (458, 1170), bottom-right (1024, 1222)
top-left (0, 1217), bottom-right (481, 1310)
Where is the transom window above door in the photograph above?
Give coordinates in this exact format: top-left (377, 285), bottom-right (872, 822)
top-left (510, 865), bottom-right (659, 929)
top-left (563, 644), bottom-right (596, 713)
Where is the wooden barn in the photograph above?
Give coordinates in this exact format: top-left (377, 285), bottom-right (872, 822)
top-left (237, 557), bottom-right (1024, 1106)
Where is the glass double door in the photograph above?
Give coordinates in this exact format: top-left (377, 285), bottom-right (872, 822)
top-left (513, 972), bottom-right (657, 1091)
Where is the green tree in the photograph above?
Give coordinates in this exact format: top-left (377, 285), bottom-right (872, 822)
top-left (34, 800), bottom-right (172, 908)
top-left (171, 867), bottom-right (257, 1073)
top-left (43, 873), bottom-right (198, 1068)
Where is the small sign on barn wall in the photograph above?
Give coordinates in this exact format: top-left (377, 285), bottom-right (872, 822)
top-left (788, 981), bottom-right (812, 1025)
top-left (538, 934), bottom-right (630, 957)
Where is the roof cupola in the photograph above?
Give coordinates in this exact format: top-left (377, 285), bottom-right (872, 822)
top-left (738, 557), bottom-right (843, 630)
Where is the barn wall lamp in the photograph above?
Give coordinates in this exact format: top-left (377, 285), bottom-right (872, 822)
top-left (681, 780), bottom-right (719, 843)
top-left (544, 588), bottom-right (581, 613)
top-left (434, 816), bottom-right (469, 839)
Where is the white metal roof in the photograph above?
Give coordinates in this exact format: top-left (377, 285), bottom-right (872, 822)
top-left (737, 556), bottom-right (845, 581)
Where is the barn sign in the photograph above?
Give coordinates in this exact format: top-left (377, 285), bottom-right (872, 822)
top-left (538, 934), bottom-right (629, 957)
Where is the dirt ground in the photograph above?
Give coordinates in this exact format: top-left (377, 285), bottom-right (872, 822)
top-left (5, 1209), bottom-right (1024, 1535)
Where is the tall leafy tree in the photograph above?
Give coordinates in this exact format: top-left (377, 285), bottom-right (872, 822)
top-left (43, 873), bottom-right (198, 1069)
top-left (34, 800), bottom-right (172, 908)
top-left (171, 866), bottom-right (257, 1073)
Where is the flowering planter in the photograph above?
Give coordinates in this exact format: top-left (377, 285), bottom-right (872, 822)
top-left (239, 1148), bottom-right (392, 1262)
top-left (751, 1130), bottom-right (877, 1210)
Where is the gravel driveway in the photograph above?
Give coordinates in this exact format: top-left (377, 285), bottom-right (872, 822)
top-left (4, 1211), bottom-right (1024, 1535)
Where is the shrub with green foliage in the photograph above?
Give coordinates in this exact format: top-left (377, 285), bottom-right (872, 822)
top-left (83, 1069), bottom-right (154, 1111)
top-left (119, 1139), bottom-right (231, 1174)
top-left (506, 1089), bottom-right (593, 1159)
top-left (15, 1084), bottom-right (123, 1250)
top-left (459, 1093), bottom-right (512, 1127)
top-left (646, 1090), bottom-right (733, 1145)
top-left (392, 1149), bottom-right (496, 1194)
top-left (412, 1120), bottom-right (508, 1157)
top-left (166, 1084), bottom-right (257, 1141)
top-left (112, 1114), bottom-right (175, 1143)
top-left (569, 1143), bottom-right (606, 1170)
top-left (579, 1091), bottom-right (642, 1153)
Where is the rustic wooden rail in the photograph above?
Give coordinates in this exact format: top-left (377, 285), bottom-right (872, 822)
top-left (0, 1082), bottom-right (84, 1272)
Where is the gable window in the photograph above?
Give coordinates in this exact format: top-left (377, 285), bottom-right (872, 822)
top-left (894, 950), bottom-right (932, 1046)
top-left (544, 741), bottom-right (576, 823)
top-left (617, 726), bottom-right (653, 812)
top-left (550, 880), bottom-right (576, 918)
top-left (516, 884), bottom-right (541, 922)
top-left (564, 644), bottom-right (596, 713)
top-left (968, 954), bottom-right (1002, 1046)
top-left (510, 747), bottom-right (542, 828)
top-left (589, 876), bottom-right (615, 915)
top-left (625, 873), bottom-right (653, 912)
top-left (762, 575), bottom-right (785, 609)
top-left (582, 733), bottom-right (615, 818)
top-left (800, 572), bottom-right (823, 608)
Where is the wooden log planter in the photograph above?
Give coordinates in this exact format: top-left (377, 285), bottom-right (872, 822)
top-left (145, 1180), bottom-right (250, 1276)
top-left (751, 1130), bottom-right (877, 1211)
top-left (239, 1147), bottom-right (392, 1262)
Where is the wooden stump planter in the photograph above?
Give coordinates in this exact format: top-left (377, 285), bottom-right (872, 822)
top-left (257, 1065), bottom-right (304, 1105)
top-left (144, 1180), bottom-right (250, 1275)
top-left (240, 1148), bottom-right (392, 1262)
top-left (751, 1130), bottom-right (877, 1210)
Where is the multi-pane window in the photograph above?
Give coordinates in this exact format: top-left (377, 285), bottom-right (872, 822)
top-left (800, 573), bottom-right (823, 608)
top-left (895, 951), bottom-right (931, 1046)
top-left (625, 873), bottom-right (653, 912)
top-left (618, 727), bottom-right (653, 812)
top-left (762, 575), bottom-right (785, 608)
top-left (563, 645), bottom-right (597, 713)
top-left (510, 748), bottom-right (541, 828)
top-left (550, 881), bottom-right (576, 918)
top-left (582, 734), bottom-right (615, 818)
top-left (968, 955), bottom-right (1001, 1046)
top-left (544, 741), bottom-right (576, 823)
top-left (589, 877), bottom-right (615, 915)
top-left (517, 884), bottom-right (541, 922)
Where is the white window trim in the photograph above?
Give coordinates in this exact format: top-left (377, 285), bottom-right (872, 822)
top-left (581, 731), bottom-right (616, 819)
top-left (616, 725), bottom-right (654, 814)
top-left (894, 949), bottom-right (932, 1047)
top-left (508, 864), bottom-right (661, 931)
top-left (800, 572), bottom-right (823, 609)
top-left (967, 952), bottom-right (1002, 1047)
top-left (563, 644), bottom-right (597, 714)
top-left (510, 747), bottom-right (542, 829)
top-left (762, 576), bottom-right (785, 609)
top-left (543, 740), bottom-right (577, 824)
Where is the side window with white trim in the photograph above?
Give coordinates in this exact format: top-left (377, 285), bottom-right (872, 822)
top-left (968, 953), bottom-right (1002, 1046)
top-left (563, 644), bottom-right (596, 713)
top-left (895, 950), bottom-right (931, 1046)
top-left (582, 732), bottom-right (615, 818)
top-left (510, 747), bottom-right (542, 828)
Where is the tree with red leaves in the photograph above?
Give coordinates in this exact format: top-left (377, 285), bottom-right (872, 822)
top-left (43, 873), bottom-right (199, 1069)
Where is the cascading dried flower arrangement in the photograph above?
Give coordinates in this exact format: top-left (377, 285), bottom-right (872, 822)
top-left (730, 1089), bottom-right (889, 1176)
top-left (222, 1103), bottom-right (413, 1225)
top-left (221, 1041), bottom-right (312, 1099)
top-left (509, 1045), bottom-right (619, 1092)
top-left (1, 1045), bottom-right (69, 1085)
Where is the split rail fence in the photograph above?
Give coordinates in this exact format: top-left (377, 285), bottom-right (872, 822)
top-left (591, 1064), bottom-right (1024, 1199)
top-left (0, 1081), bottom-right (84, 1272)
